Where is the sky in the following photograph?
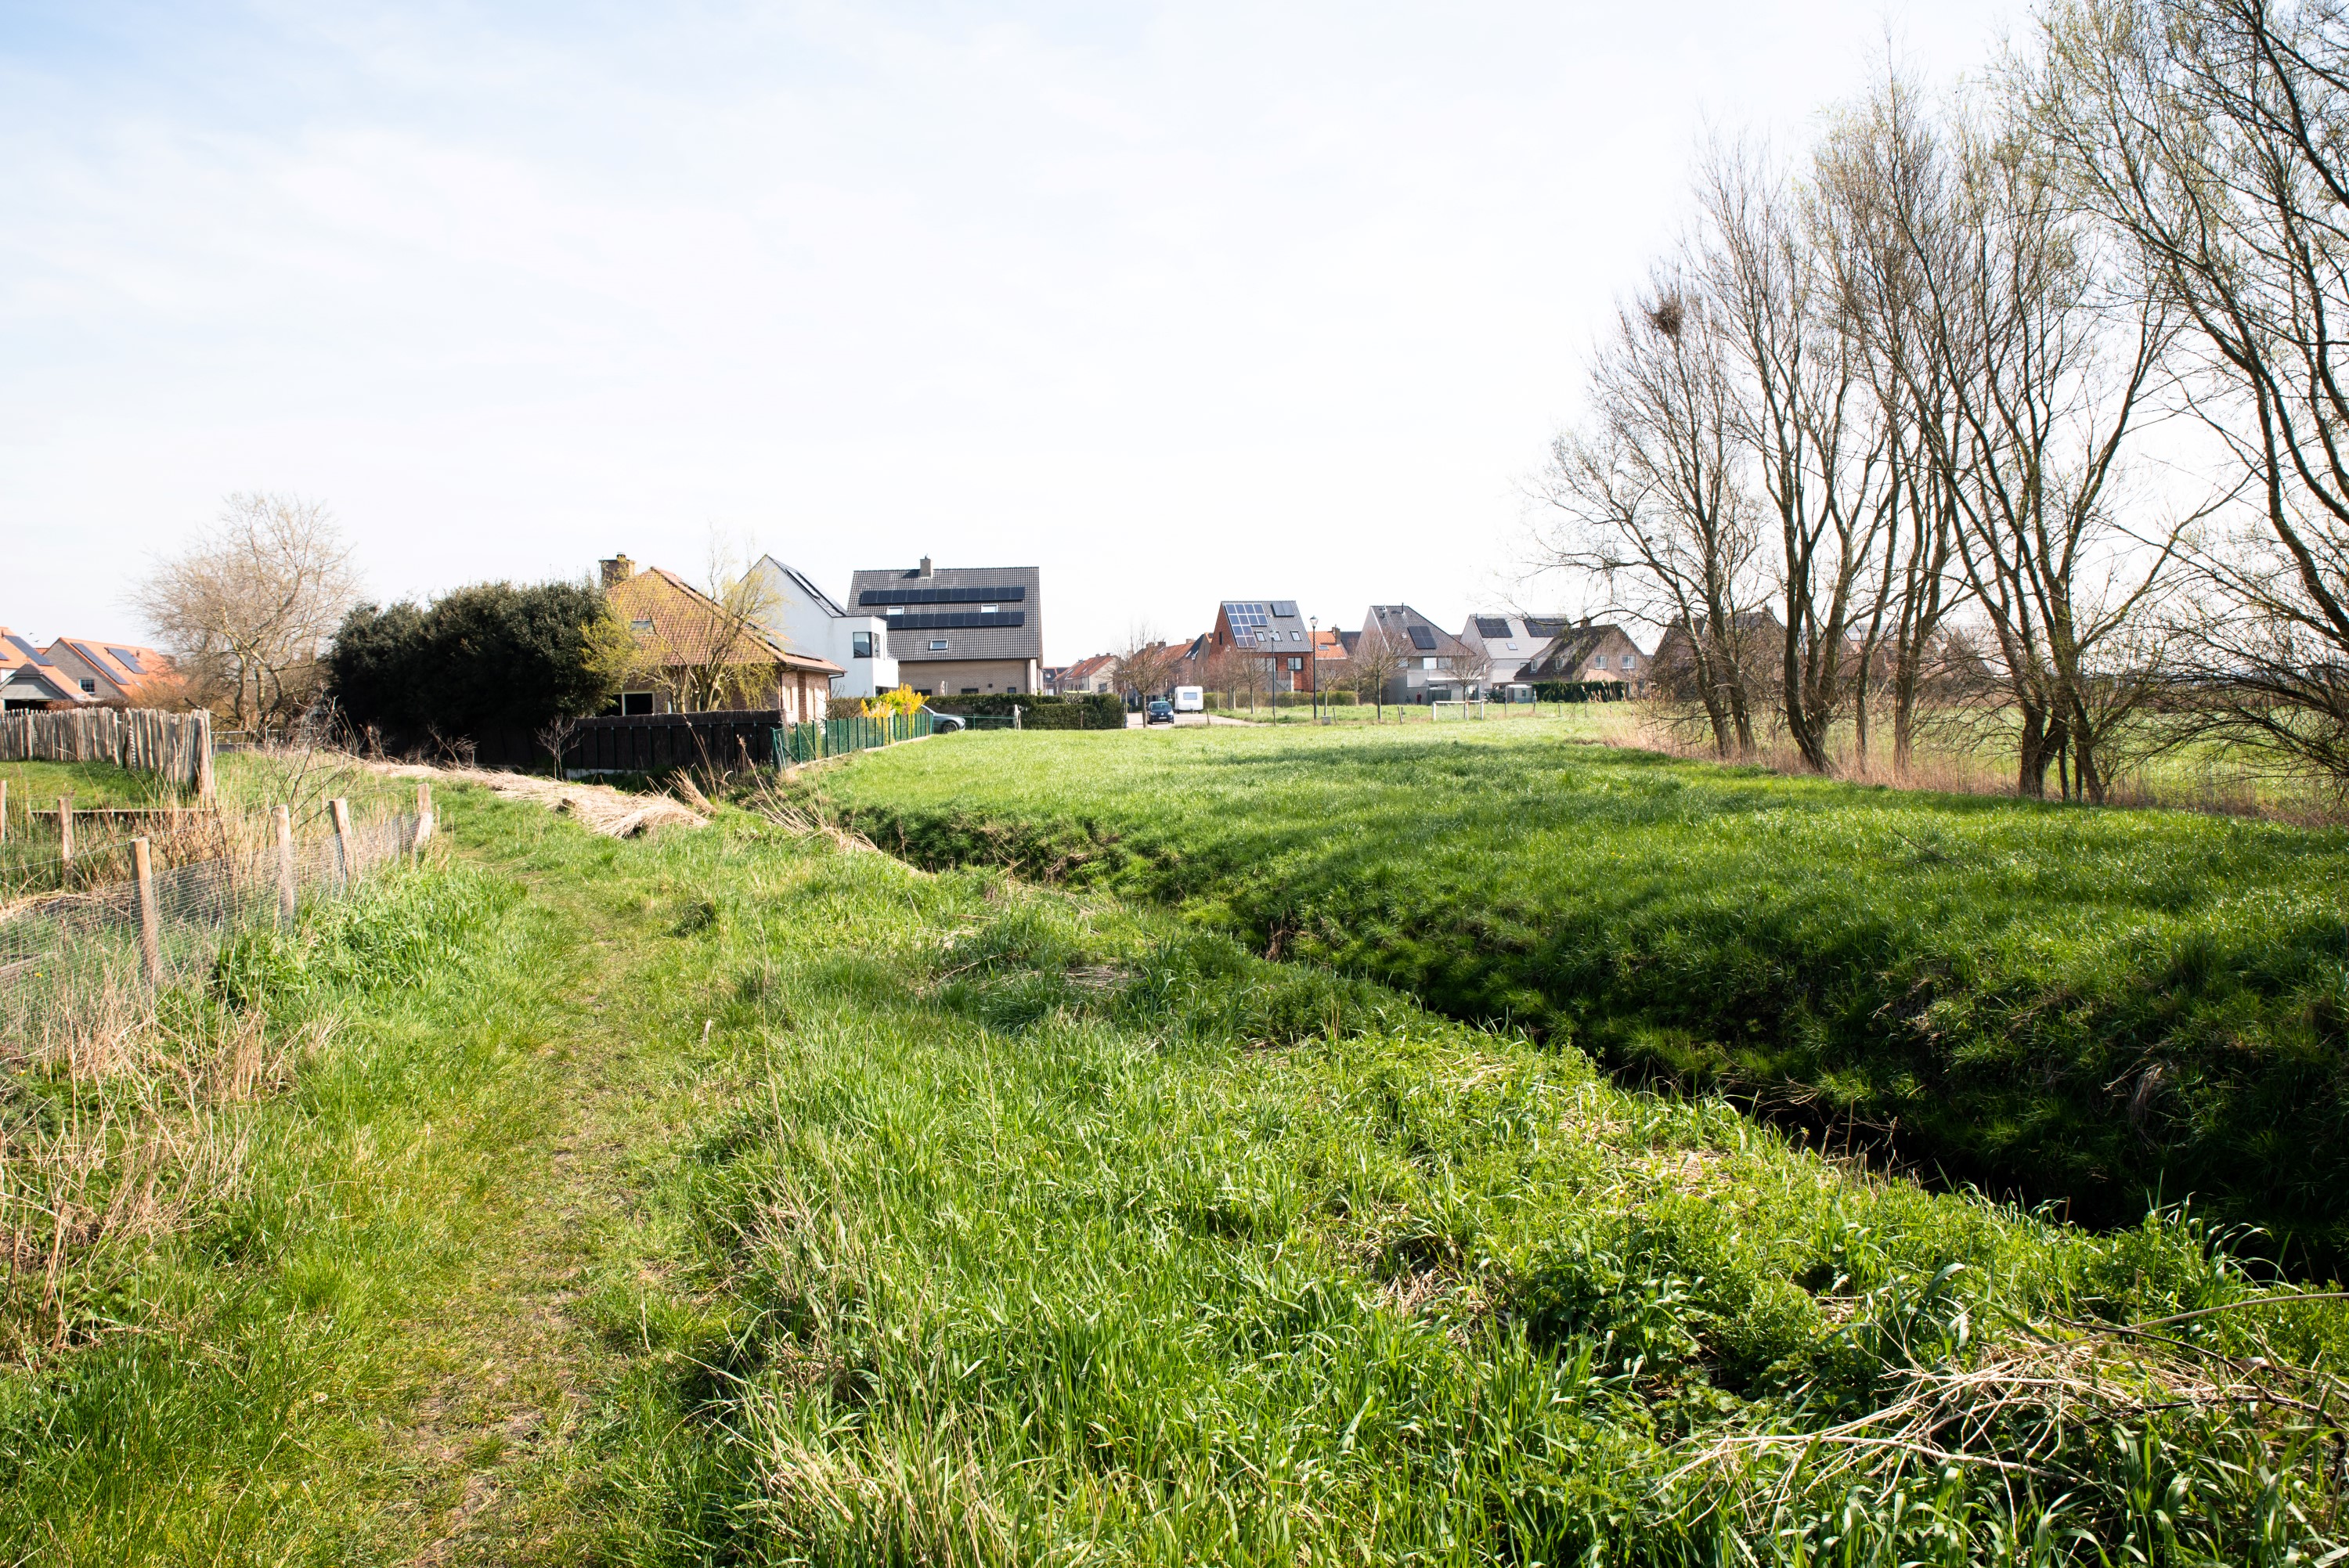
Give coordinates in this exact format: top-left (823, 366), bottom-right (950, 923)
top-left (2, 0), bottom-right (2022, 665)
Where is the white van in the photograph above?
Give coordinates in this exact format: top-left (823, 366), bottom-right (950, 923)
top-left (1173, 685), bottom-right (1203, 712)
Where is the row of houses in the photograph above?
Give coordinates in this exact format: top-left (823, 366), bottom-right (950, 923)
top-left (5, 556), bottom-right (1644, 730)
top-left (1046, 601), bottom-right (1648, 705)
top-left (0, 629), bottom-right (178, 710)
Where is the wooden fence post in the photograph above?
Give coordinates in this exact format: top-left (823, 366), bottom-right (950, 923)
top-left (132, 836), bottom-right (163, 988)
top-left (0, 777), bottom-right (8, 845)
top-left (330, 798), bottom-right (353, 889)
top-left (413, 781), bottom-right (434, 852)
top-left (196, 710), bottom-right (215, 799)
top-left (57, 794), bottom-right (73, 865)
top-left (274, 805), bottom-right (296, 925)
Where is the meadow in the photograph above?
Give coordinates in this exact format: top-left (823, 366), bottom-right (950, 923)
top-left (800, 721), bottom-right (2349, 1271)
top-left (7, 763), bottom-right (2347, 1562)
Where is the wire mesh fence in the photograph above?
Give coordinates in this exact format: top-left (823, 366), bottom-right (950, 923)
top-left (0, 804), bottom-right (425, 1048)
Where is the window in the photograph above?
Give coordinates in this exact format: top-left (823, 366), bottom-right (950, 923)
top-left (79, 678), bottom-right (96, 694)
top-left (961, 687), bottom-right (979, 694)
top-left (1287, 656), bottom-right (1302, 671)
top-left (1593, 658), bottom-right (1607, 671)
top-left (929, 639), bottom-right (949, 651)
top-left (888, 605), bottom-right (904, 617)
top-left (630, 617), bottom-right (653, 633)
top-left (622, 691), bottom-right (655, 716)
top-left (1505, 641), bottom-right (1519, 651)
top-left (980, 604), bottom-right (998, 615)
top-left (851, 631), bottom-right (875, 658)
top-left (1423, 657), bottom-right (1438, 670)
top-left (1291, 630), bottom-right (1303, 641)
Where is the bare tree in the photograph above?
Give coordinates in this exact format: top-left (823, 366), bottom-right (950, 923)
top-left (1348, 629), bottom-right (1408, 720)
top-left (2031, 0), bottom-right (2349, 786)
top-left (132, 492), bottom-right (360, 732)
top-left (666, 532), bottom-right (789, 714)
top-left (1539, 266), bottom-right (1769, 756)
top-left (1862, 84), bottom-right (2182, 799)
top-left (1703, 146), bottom-right (1901, 773)
top-left (1111, 628), bottom-right (1182, 708)
top-left (1818, 74), bottom-right (1976, 776)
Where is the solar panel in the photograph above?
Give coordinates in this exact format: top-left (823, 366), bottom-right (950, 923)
top-left (1409, 625), bottom-right (1438, 651)
top-left (6, 635), bottom-right (52, 666)
top-left (1475, 617), bottom-right (1510, 638)
top-left (859, 586), bottom-right (1027, 607)
top-left (886, 611), bottom-right (1027, 630)
top-left (1270, 601), bottom-right (1298, 618)
top-left (106, 647), bottom-right (146, 673)
top-left (1525, 618), bottom-right (1571, 638)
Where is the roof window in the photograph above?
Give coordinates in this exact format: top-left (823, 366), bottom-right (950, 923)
top-left (630, 617), bottom-right (654, 633)
top-left (929, 639), bottom-right (949, 651)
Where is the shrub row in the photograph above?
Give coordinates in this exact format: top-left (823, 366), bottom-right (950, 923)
top-left (922, 693), bottom-right (1125, 729)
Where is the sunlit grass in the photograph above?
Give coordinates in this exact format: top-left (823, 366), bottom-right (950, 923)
top-left (805, 723), bottom-right (2349, 1268)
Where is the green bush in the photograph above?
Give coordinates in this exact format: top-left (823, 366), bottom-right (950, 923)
top-left (327, 582), bottom-right (630, 753)
top-left (926, 693), bottom-right (1124, 730)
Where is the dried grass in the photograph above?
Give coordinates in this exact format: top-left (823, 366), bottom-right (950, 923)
top-left (363, 760), bottom-right (706, 838)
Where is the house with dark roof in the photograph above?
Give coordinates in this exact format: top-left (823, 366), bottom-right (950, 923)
top-left (846, 557), bottom-right (1042, 697)
top-left (1360, 604), bottom-right (1475, 703)
top-left (745, 554), bottom-right (897, 700)
top-left (0, 630), bottom-right (74, 709)
top-left (600, 557), bottom-right (843, 721)
top-left (1520, 621), bottom-right (1647, 690)
top-left (1208, 600), bottom-right (1318, 692)
top-left (1458, 614), bottom-right (1575, 684)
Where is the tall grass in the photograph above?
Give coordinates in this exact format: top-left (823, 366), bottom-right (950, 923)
top-left (556, 799), bottom-right (2349, 1564)
top-left (799, 723), bottom-right (2349, 1271)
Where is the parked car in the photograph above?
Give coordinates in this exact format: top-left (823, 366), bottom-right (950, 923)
top-left (1146, 698), bottom-right (1174, 725)
top-left (926, 709), bottom-right (967, 732)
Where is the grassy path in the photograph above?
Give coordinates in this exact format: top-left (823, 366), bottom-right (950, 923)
top-left (0, 787), bottom-right (741, 1564)
top-left (377, 794), bottom-right (742, 1563)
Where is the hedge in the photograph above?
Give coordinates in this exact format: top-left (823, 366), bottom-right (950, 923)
top-left (926, 693), bottom-right (1125, 730)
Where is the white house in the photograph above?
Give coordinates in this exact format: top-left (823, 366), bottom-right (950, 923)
top-left (745, 556), bottom-right (899, 701)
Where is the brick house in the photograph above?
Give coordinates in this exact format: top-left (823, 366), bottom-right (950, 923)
top-left (601, 558), bottom-right (842, 722)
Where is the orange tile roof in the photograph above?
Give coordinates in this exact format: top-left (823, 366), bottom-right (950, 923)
top-left (609, 568), bottom-right (843, 675)
top-left (51, 638), bottom-right (174, 692)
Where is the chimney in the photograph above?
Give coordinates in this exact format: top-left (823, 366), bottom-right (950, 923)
top-left (918, 555), bottom-right (934, 579)
top-left (1580, 615), bottom-right (1592, 628)
top-left (601, 554), bottom-right (636, 589)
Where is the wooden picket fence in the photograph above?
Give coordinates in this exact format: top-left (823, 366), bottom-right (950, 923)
top-left (0, 708), bottom-right (215, 797)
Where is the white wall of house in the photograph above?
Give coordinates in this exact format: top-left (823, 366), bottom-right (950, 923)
top-left (749, 557), bottom-right (899, 700)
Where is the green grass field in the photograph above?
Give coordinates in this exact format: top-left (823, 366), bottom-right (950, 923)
top-left (5, 774), bottom-right (2347, 1561)
top-left (797, 723), bottom-right (2349, 1271)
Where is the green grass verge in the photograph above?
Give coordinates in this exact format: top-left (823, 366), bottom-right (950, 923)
top-left (794, 723), bottom-right (2349, 1269)
top-left (565, 795), bottom-right (2349, 1561)
top-left (16, 774), bottom-right (2349, 1560)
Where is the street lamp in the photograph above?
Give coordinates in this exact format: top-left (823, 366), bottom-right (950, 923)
top-left (1310, 615), bottom-right (1321, 723)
